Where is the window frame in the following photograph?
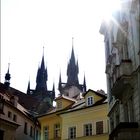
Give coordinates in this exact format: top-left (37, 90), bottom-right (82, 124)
top-left (54, 123), bottom-right (60, 138)
top-left (24, 122), bottom-right (28, 135)
top-left (96, 121), bottom-right (104, 135)
top-left (68, 126), bottom-right (76, 139)
top-left (87, 96), bottom-right (94, 106)
top-left (30, 126), bottom-right (33, 137)
top-left (83, 123), bottom-right (92, 136)
top-left (44, 126), bottom-right (49, 140)
top-left (13, 114), bottom-right (17, 122)
top-left (8, 111), bottom-right (12, 118)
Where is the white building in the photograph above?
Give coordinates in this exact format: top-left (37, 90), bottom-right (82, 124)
top-left (0, 83), bottom-right (40, 140)
top-left (100, 0), bottom-right (140, 139)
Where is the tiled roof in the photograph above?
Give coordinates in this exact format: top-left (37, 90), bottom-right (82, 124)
top-left (83, 89), bottom-right (107, 98)
top-left (0, 82), bottom-right (40, 112)
top-left (38, 92), bottom-right (107, 117)
top-left (55, 95), bottom-right (77, 102)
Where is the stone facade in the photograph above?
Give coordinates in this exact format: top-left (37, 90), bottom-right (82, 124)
top-left (100, 0), bottom-right (140, 139)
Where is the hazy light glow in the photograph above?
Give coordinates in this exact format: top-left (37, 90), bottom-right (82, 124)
top-left (101, 0), bottom-right (121, 22)
top-left (1, 0), bottom-right (121, 94)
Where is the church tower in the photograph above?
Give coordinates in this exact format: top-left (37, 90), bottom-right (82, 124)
top-left (26, 48), bottom-right (55, 114)
top-left (58, 39), bottom-right (87, 99)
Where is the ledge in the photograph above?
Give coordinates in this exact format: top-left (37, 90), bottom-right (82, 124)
top-left (111, 75), bottom-right (132, 99)
top-left (109, 122), bottom-right (138, 140)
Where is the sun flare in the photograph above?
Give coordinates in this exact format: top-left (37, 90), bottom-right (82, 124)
top-left (100, 0), bottom-right (121, 22)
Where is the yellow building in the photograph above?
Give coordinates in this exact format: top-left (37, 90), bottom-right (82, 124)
top-left (38, 89), bottom-right (109, 140)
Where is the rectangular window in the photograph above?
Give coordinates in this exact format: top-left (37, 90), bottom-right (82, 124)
top-left (68, 126), bottom-right (76, 139)
top-left (13, 114), bottom-right (17, 122)
top-left (54, 124), bottom-right (60, 138)
top-left (110, 118), bottom-right (114, 132)
top-left (87, 96), bottom-right (93, 106)
top-left (30, 126), bottom-right (33, 137)
top-left (8, 111), bottom-right (12, 118)
top-left (24, 122), bottom-right (28, 134)
top-left (84, 123), bottom-right (92, 136)
top-left (96, 121), bottom-right (103, 134)
top-left (44, 126), bottom-right (49, 140)
top-left (36, 130), bottom-right (38, 140)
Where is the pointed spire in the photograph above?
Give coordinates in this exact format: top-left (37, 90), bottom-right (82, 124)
top-left (35, 47), bottom-right (48, 92)
top-left (72, 37), bottom-right (74, 48)
top-left (41, 47), bottom-right (45, 70)
top-left (4, 63), bottom-right (11, 88)
top-left (52, 82), bottom-right (55, 100)
top-left (83, 73), bottom-right (87, 92)
top-left (52, 82), bottom-right (55, 93)
top-left (27, 79), bottom-right (31, 95)
top-left (76, 59), bottom-right (79, 74)
top-left (66, 42), bottom-right (79, 86)
top-left (7, 63), bottom-right (10, 74)
top-left (58, 71), bottom-right (62, 91)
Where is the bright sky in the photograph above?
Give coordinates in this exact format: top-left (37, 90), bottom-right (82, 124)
top-left (1, 0), bottom-right (120, 95)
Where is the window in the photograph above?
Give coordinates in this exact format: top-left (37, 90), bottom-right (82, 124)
top-left (84, 123), bottom-right (92, 136)
top-left (110, 118), bottom-right (114, 132)
top-left (36, 130), bottom-right (39, 140)
top-left (57, 101), bottom-right (62, 109)
top-left (13, 114), bottom-right (17, 122)
top-left (24, 122), bottom-right (28, 134)
top-left (8, 111), bottom-right (12, 118)
top-left (44, 126), bottom-right (49, 140)
top-left (30, 126), bottom-right (33, 137)
top-left (87, 96), bottom-right (93, 106)
top-left (68, 126), bottom-right (76, 139)
top-left (96, 121), bottom-right (103, 134)
top-left (54, 124), bottom-right (60, 138)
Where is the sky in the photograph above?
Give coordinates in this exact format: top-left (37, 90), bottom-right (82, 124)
top-left (1, 0), bottom-right (120, 95)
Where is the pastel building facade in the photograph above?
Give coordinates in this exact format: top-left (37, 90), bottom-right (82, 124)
top-left (38, 89), bottom-right (109, 140)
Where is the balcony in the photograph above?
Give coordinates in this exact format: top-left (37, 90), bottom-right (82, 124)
top-left (111, 59), bottom-right (132, 99)
top-left (109, 122), bottom-right (140, 140)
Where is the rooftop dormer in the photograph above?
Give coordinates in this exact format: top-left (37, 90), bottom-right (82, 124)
top-left (55, 95), bottom-right (76, 110)
top-left (83, 89), bottom-right (107, 107)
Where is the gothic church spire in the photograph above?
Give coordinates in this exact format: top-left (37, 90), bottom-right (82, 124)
top-left (66, 39), bottom-right (79, 86)
top-left (35, 48), bottom-right (48, 92)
